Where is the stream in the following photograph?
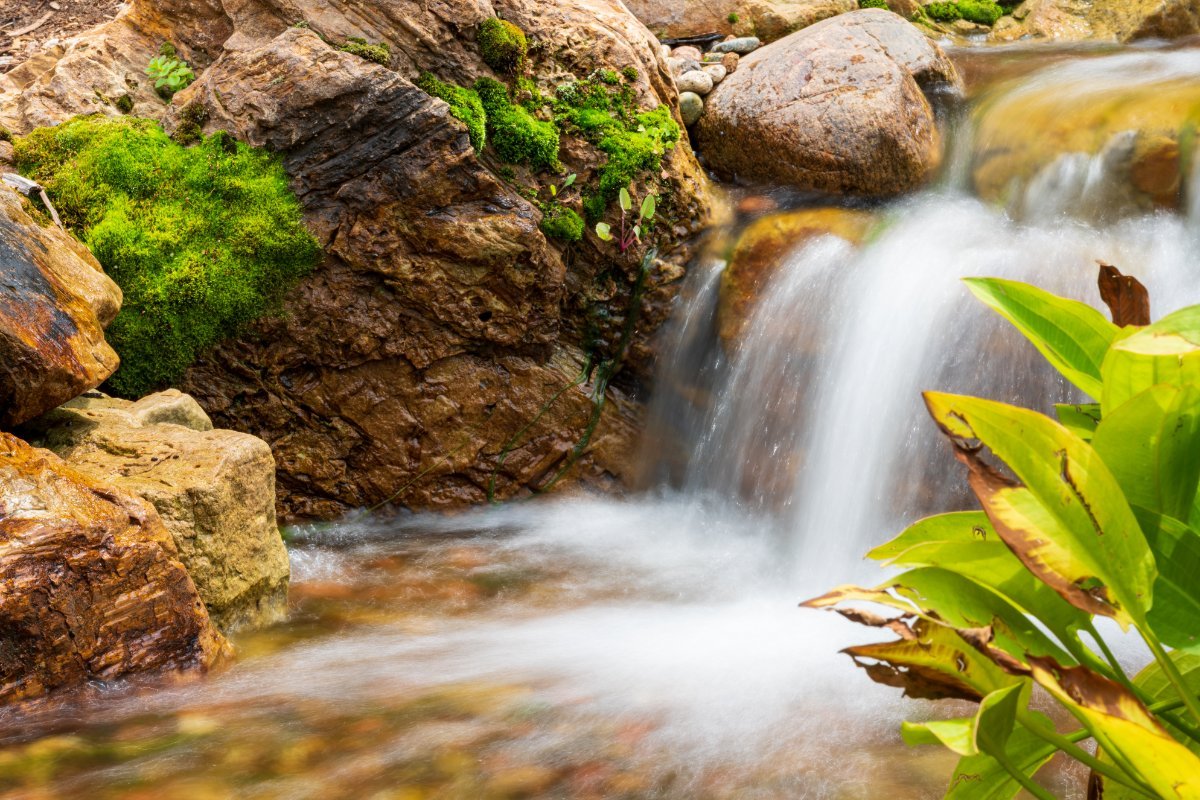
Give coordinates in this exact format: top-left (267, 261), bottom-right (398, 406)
top-left (4, 41), bottom-right (1200, 800)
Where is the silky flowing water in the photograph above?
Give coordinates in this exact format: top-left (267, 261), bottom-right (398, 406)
top-left (6, 43), bottom-right (1200, 800)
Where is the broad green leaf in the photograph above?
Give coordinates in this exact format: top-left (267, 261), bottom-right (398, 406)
top-left (1092, 385), bottom-right (1200, 522)
top-left (1132, 508), bottom-right (1200, 654)
top-left (965, 278), bottom-right (1119, 398)
top-left (640, 193), bottom-right (656, 220)
top-left (1028, 656), bottom-right (1200, 798)
top-left (1056, 403), bottom-right (1101, 441)
top-left (618, 187), bottom-right (632, 212)
top-left (549, 183), bottom-right (558, 197)
top-left (842, 618), bottom-right (1022, 702)
top-left (594, 222), bottom-right (612, 241)
top-left (1102, 305), bottom-right (1200, 414)
top-left (563, 173), bottom-right (576, 188)
top-left (903, 717), bottom-right (976, 755)
top-left (925, 393), bottom-right (1155, 629)
top-left (869, 512), bottom-right (1090, 643)
top-left (974, 683), bottom-right (1024, 758)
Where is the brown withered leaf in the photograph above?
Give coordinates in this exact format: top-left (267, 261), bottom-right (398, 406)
top-left (1097, 263), bottom-right (1150, 327)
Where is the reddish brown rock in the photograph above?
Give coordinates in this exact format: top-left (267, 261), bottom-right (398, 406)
top-left (0, 186), bottom-right (121, 428)
top-left (0, 431), bottom-right (229, 705)
top-left (695, 10), bottom-right (961, 197)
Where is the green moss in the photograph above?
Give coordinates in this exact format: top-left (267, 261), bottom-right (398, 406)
top-left (114, 94), bottom-right (135, 114)
top-left (14, 116), bottom-right (321, 397)
top-left (539, 204), bottom-right (583, 242)
top-left (553, 78), bottom-right (679, 221)
top-left (158, 41), bottom-right (177, 59)
top-left (597, 69), bottom-right (620, 86)
top-left (958, 0), bottom-right (1003, 24)
top-left (621, 66), bottom-right (639, 82)
top-left (0, 127), bottom-right (10, 144)
top-left (416, 72), bottom-right (486, 152)
top-left (727, 12), bottom-right (740, 23)
top-left (858, 0), bottom-right (889, 7)
top-left (474, 77), bottom-right (560, 171)
top-left (338, 37), bottom-right (391, 65)
top-left (513, 75), bottom-right (544, 110)
top-left (477, 18), bottom-right (528, 74)
top-left (171, 103), bottom-right (208, 146)
top-left (924, 1), bottom-right (961, 20)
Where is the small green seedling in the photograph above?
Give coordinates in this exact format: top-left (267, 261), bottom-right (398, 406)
top-left (595, 186), bottom-right (655, 253)
top-left (146, 54), bottom-right (195, 99)
top-left (549, 173), bottom-right (577, 198)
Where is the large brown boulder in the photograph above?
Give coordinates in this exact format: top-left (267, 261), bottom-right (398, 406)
top-left (0, 187), bottom-right (121, 428)
top-left (992, 0), bottom-right (1200, 42)
top-left (695, 9), bottom-right (961, 196)
top-left (0, 0), bottom-right (719, 518)
top-left (21, 391), bottom-right (290, 632)
top-left (0, 431), bottom-right (228, 705)
top-left (625, 0), bottom-right (856, 42)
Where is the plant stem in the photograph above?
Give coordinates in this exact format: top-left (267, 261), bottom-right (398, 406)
top-left (1086, 623), bottom-right (1133, 686)
top-left (994, 752), bottom-right (1059, 800)
top-left (1017, 713), bottom-right (1156, 798)
top-left (1140, 627), bottom-right (1200, 725)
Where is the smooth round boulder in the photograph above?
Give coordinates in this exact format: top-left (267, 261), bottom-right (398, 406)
top-left (623, 0), bottom-right (855, 42)
top-left (677, 69), bottom-right (715, 95)
top-left (695, 9), bottom-right (961, 196)
top-left (679, 91), bottom-right (705, 125)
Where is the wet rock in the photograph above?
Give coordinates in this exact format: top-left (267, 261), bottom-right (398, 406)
top-left (971, 65), bottom-right (1200, 219)
top-left (22, 391), bottom-right (289, 632)
top-left (711, 36), bottom-right (762, 54)
top-left (0, 0), bottom-right (720, 516)
top-left (0, 431), bottom-right (228, 705)
top-left (990, 0), bottom-right (1200, 42)
top-left (718, 208), bottom-right (875, 345)
top-left (625, 0), bottom-right (855, 42)
top-left (679, 91), bottom-right (705, 125)
top-left (696, 10), bottom-right (960, 196)
top-left (677, 69), bottom-right (715, 95)
top-left (0, 186), bottom-right (120, 429)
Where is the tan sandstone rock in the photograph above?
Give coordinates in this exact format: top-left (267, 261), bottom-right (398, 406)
top-left (990, 0), bottom-right (1200, 42)
top-left (22, 391), bottom-right (289, 632)
top-left (0, 431), bottom-right (229, 704)
top-left (0, 186), bottom-right (121, 428)
top-left (695, 9), bottom-right (961, 196)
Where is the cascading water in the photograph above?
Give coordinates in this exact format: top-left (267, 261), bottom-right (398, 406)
top-left (7, 44), bottom-right (1200, 800)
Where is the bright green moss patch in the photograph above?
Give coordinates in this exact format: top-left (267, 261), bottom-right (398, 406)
top-left (338, 37), bottom-right (391, 65)
top-left (553, 77), bottom-right (679, 221)
top-left (417, 72), bottom-right (487, 152)
top-left (475, 77), bottom-right (560, 171)
top-left (477, 18), bottom-right (527, 74)
top-left (959, 0), bottom-right (1003, 24)
top-left (14, 116), bottom-right (321, 397)
top-left (858, 0), bottom-right (889, 8)
top-left (539, 204), bottom-right (584, 242)
top-left (924, 1), bottom-right (961, 20)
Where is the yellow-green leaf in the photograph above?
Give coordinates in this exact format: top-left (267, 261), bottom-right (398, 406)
top-left (1102, 306), bottom-right (1200, 414)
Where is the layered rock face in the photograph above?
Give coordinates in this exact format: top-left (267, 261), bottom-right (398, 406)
top-left (0, 0), bottom-right (718, 518)
top-left (0, 432), bottom-right (229, 704)
top-left (22, 391), bottom-right (289, 632)
top-left (0, 187), bottom-right (121, 428)
top-left (695, 10), bottom-right (961, 197)
top-left (624, 0), bottom-right (855, 42)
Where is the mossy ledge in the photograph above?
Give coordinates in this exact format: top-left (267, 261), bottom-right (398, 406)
top-left (477, 17), bottom-right (528, 74)
top-left (417, 72), bottom-right (487, 152)
top-left (14, 115), bottom-right (321, 397)
top-left (475, 77), bottom-right (561, 171)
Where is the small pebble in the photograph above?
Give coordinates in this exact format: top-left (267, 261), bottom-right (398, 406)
top-left (722, 52), bottom-right (740, 73)
top-left (679, 91), bottom-right (704, 125)
top-left (702, 52), bottom-right (723, 63)
top-left (677, 69), bottom-right (714, 96)
top-left (668, 57), bottom-right (702, 76)
top-left (711, 36), bottom-right (761, 55)
top-left (702, 63), bottom-right (727, 84)
top-left (671, 45), bottom-right (703, 62)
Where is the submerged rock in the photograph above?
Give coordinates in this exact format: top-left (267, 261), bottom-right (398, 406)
top-left (22, 390), bottom-right (289, 632)
top-left (718, 208), bottom-right (876, 346)
top-left (695, 10), bottom-right (961, 196)
top-left (0, 431), bottom-right (228, 705)
top-left (0, 186), bottom-right (120, 428)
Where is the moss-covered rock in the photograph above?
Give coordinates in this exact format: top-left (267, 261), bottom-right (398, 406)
top-left (14, 115), bottom-right (321, 397)
top-left (540, 204), bottom-right (584, 242)
top-left (338, 37), bottom-right (391, 65)
top-left (475, 77), bottom-right (560, 171)
top-left (417, 72), bottom-right (486, 152)
top-left (477, 18), bottom-right (528, 74)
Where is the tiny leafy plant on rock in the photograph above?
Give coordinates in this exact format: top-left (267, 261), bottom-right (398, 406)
top-left (14, 116), bottom-right (321, 397)
top-left (595, 186), bottom-right (655, 254)
top-left (338, 37), bottom-right (391, 65)
top-left (477, 17), bottom-right (528, 74)
top-left (146, 47), bottom-right (195, 100)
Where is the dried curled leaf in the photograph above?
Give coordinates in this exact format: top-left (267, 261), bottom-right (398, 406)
top-left (1097, 263), bottom-right (1150, 328)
